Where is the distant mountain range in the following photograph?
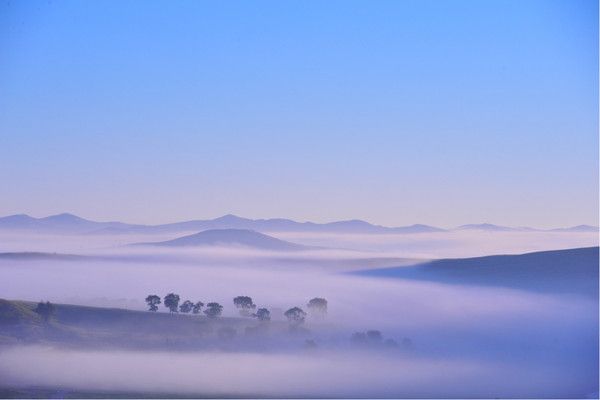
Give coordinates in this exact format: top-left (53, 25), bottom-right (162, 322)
top-left (0, 213), bottom-right (596, 235)
top-left (456, 223), bottom-right (533, 232)
top-left (133, 229), bottom-right (308, 251)
top-left (455, 223), bottom-right (599, 233)
top-left (0, 213), bottom-right (131, 233)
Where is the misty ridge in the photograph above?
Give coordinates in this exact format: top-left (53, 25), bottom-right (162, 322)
top-left (130, 229), bottom-right (312, 251)
top-left (0, 212), bottom-right (597, 235)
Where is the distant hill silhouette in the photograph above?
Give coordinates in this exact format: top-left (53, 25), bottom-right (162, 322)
top-left (549, 225), bottom-right (599, 233)
top-left (0, 212), bottom-right (596, 235)
top-left (133, 229), bottom-right (308, 251)
top-left (0, 213), bottom-right (129, 234)
top-left (0, 213), bottom-right (445, 234)
top-left (139, 215), bottom-right (446, 235)
top-left (356, 247), bottom-right (599, 297)
top-left (455, 223), bottom-right (530, 232)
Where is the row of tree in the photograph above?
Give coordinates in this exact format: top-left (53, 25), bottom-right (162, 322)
top-left (145, 294), bottom-right (328, 325)
top-left (33, 299), bottom-right (404, 349)
top-left (145, 294), bottom-right (224, 318)
top-left (350, 330), bottom-right (412, 349)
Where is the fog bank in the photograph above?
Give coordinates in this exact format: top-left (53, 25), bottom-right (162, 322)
top-left (1, 346), bottom-right (596, 398)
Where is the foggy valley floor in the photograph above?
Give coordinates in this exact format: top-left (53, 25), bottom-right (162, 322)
top-left (0, 230), bottom-right (598, 398)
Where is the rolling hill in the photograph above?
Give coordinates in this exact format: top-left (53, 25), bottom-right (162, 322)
top-left (455, 223), bottom-right (535, 232)
top-left (1, 212), bottom-right (597, 235)
top-left (356, 247), bottom-right (599, 297)
top-left (549, 225), bottom-right (599, 233)
top-left (0, 213), bottom-right (129, 234)
top-left (133, 229), bottom-right (308, 251)
top-left (0, 299), bottom-right (287, 350)
top-left (0, 213), bottom-right (445, 234)
top-left (1, 212), bottom-right (597, 236)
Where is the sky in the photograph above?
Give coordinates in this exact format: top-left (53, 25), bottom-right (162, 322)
top-left (0, 0), bottom-right (597, 228)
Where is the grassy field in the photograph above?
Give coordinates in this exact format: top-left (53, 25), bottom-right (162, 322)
top-left (358, 246), bottom-right (600, 297)
top-left (0, 299), bottom-right (296, 351)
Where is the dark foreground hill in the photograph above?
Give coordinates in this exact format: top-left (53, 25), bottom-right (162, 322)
top-left (356, 247), bottom-right (599, 298)
top-left (0, 299), bottom-right (295, 351)
top-left (133, 228), bottom-right (308, 251)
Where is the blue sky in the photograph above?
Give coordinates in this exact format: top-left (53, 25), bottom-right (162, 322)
top-left (0, 0), bottom-right (597, 227)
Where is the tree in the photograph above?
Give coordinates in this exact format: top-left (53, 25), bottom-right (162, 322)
top-left (254, 308), bottom-right (271, 321)
top-left (145, 295), bottom-right (161, 312)
top-left (164, 293), bottom-right (180, 313)
top-left (350, 332), bottom-right (367, 345)
top-left (351, 330), bottom-right (388, 347)
top-left (307, 297), bottom-right (327, 316)
top-left (34, 301), bottom-right (55, 323)
top-left (233, 296), bottom-right (256, 317)
top-left (284, 307), bottom-right (306, 325)
top-left (192, 301), bottom-right (204, 314)
top-left (366, 330), bottom-right (383, 343)
top-left (204, 302), bottom-right (223, 318)
top-left (179, 300), bottom-right (194, 314)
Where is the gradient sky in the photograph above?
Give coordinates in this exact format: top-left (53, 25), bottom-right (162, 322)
top-left (0, 0), bottom-right (597, 228)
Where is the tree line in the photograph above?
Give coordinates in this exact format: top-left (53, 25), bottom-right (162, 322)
top-left (145, 294), bottom-right (328, 325)
top-left (33, 298), bottom-right (406, 349)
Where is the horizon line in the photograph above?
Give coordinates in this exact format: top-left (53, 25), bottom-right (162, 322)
top-left (0, 212), bottom-right (597, 232)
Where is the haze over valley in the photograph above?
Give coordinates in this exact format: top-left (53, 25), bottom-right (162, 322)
top-left (0, 212), bottom-right (598, 398)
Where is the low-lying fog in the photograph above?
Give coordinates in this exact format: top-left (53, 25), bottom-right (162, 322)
top-left (0, 229), bottom-right (597, 257)
top-left (0, 230), bottom-right (598, 397)
top-left (1, 344), bottom-right (596, 398)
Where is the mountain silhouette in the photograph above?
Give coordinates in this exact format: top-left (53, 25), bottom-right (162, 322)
top-left (133, 229), bottom-right (307, 251)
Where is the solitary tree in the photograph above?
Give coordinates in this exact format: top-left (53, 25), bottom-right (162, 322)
top-left (307, 297), bottom-right (327, 316)
top-left (192, 301), bottom-right (204, 314)
top-left (179, 300), bottom-right (194, 314)
top-left (233, 296), bottom-right (256, 317)
top-left (284, 307), bottom-right (306, 325)
top-left (34, 301), bottom-right (55, 323)
top-left (254, 308), bottom-right (271, 321)
top-left (145, 295), bottom-right (161, 312)
top-left (204, 302), bottom-right (223, 318)
top-left (164, 293), bottom-right (180, 313)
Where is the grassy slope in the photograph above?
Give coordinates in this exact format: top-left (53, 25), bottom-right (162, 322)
top-left (358, 246), bottom-right (600, 297)
top-left (0, 300), bottom-right (305, 397)
top-left (0, 299), bottom-right (284, 350)
top-left (0, 300), bottom-right (44, 344)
